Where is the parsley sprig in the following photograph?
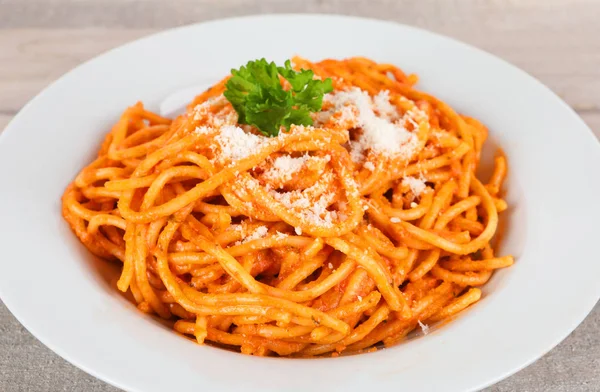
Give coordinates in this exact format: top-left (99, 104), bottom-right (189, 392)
top-left (223, 59), bottom-right (333, 137)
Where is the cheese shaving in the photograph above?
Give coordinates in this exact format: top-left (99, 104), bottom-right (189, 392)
top-left (191, 95), bottom-right (237, 127)
top-left (270, 174), bottom-right (338, 228)
top-left (264, 154), bottom-right (310, 182)
top-left (318, 87), bottom-right (419, 163)
top-left (237, 226), bottom-right (268, 245)
top-left (418, 320), bottom-right (430, 335)
top-left (373, 90), bottom-right (397, 119)
top-left (214, 125), bottom-right (266, 162)
top-left (403, 176), bottom-right (427, 197)
top-left (273, 231), bottom-right (289, 240)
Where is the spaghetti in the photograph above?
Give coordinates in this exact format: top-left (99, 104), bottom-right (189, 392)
top-left (62, 57), bottom-right (513, 356)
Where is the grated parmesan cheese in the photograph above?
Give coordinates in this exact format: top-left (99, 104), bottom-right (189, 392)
top-left (194, 125), bottom-right (212, 135)
top-left (294, 227), bottom-right (303, 235)
top-left (273, 231), bottom-right (288, 240)
top-left (410, 201), bottom-right (418, 208)
top-left (390, 217), bottom-right (401, 223)
top-left (288, 124), bottom-right (316, 135)
top-left (357, 295), bottom-right (363, 302)
top-left (264, 154), bottom-right (310, 182)
top-left (191, 95), bottom-right (237, 127)
top-left (418, 320), bottom-right (430, 335)
top-left (328, 262), bottom-right (334, 269)
top-left (231, 224), bottom-right (245, 237)
top-left (270, 174), bottom-right (338, 228)
top-left (191, 95), bottom-right (226, 121)
top-left (402, 176), bottom-right (427, 197)
top-left (236, 226), bottom-right (269, 245)
top-left (363, 161), bottom-right (375, 171)
top-left (214, 125), bottom-right (266, 163)
top-left (318, 87), bottom-right (419, 163)
top-left (373, 90), bottom-right (397, 119)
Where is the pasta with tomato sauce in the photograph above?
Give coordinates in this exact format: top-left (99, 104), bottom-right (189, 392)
top-left (62, 56), bottom-right (513, 356)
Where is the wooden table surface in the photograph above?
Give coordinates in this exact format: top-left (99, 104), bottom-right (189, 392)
top-left (1, 1), bottom-right (598, 391)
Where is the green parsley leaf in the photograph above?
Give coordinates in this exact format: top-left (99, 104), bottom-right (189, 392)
top-left (277, 60), bottom-right (314, 91)
top-left (223, 58), bottom-right (333, 137)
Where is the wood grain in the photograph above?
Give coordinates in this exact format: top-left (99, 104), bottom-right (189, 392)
top-left (1, 0), bottom-right (598, 132)
top-left (1, 28), bottom-right (598, 136)
top-left (581, 113), bottom-right (600, 135)
top-left (0, 1), bottom-right (599, 392)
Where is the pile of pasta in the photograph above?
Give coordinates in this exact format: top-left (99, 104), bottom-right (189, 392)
top-left (62, 57), bottom-right (513, 357)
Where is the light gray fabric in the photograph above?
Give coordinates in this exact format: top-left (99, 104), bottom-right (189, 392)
top-left (1, 302), bottom-right (598, 391)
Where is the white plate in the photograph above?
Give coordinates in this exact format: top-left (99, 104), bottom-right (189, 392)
top-left (1, 15), bottom-right (599, 392)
